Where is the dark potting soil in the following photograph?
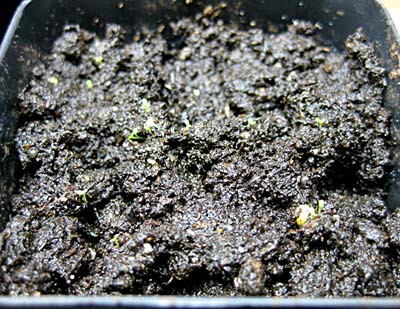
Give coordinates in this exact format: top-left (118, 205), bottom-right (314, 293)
top-left (1, 8), bottom-right (400, 296)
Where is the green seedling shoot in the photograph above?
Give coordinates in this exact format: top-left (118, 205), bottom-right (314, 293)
top-left (317, 200), bottom-right (324, 214)
top-left (315, 117), bottom-right (326, 128)
top-left (296, 200), bottom-right (325, 227)
top-left (94, 56), bottom-right (104, 65)
top-left (48, 76), bottom-right (59, 86)
top-left (147, 158), bottom-right (157, 166)
top-left (184, 119), bottom-right (192, 129)
top-left (76, 189), bottom-right (88, 204)
top-left (247, 118), bottom-right (256, 127)
top-left (111, 234), bottom-right (120, 248)
top-left (142, 99), bottom-right (151, 113)
top-left (127, 128), bottom-right (145, 141)
top-left (86, 79), bottom-right (94, 90)
top-left (295, 204), bottom-right (316, 227)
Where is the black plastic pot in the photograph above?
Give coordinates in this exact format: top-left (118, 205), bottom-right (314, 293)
top-left (0, 0), bottom-right (400, 307)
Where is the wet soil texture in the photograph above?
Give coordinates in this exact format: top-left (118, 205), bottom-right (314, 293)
top-left (1, 10), bottom-right (400, 296)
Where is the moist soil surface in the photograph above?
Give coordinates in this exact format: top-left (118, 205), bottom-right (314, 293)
top-left (1, 10), bottom-right (400, 296)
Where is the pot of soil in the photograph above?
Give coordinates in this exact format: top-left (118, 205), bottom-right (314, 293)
top-left (1, 0), bottom-right (400, 307)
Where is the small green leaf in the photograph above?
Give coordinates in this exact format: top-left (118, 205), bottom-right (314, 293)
top-left (184, 119), bottom-right (192, 128)
top-left (127, 128), bottom-right (145, 141)
top-left (48, 76), bottom-right (59, 86)
top-left (111, 235), bottom-right (120, 248)
top-left (86, 79), bottom-right (94, 90)
top-left (94, 56), bottom-right (104, 64)
top-left (247, 118), bottom-right (256, 127)
top-left (296, 204), bottom-right (316, 227)
top-left (315, 117), bottom-right (326, 127)
top-left (317, 200), bottom-right (324, 214)
top-left (76, 189), bottom-right (88, 204)
top-left (147, 158), bottom-right (157, 166)
top-left (142, 99), bottom-right (151, 113)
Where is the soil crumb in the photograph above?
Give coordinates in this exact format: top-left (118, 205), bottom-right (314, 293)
top-left (1, 14), bottom-right (399, 296)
